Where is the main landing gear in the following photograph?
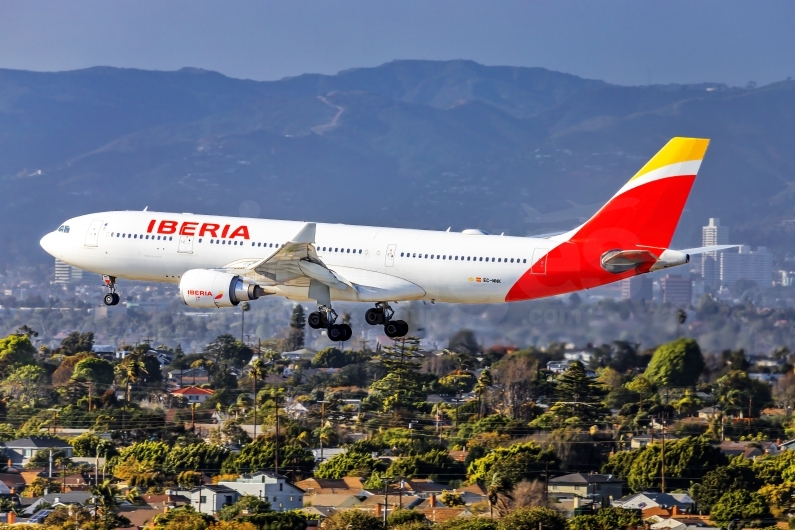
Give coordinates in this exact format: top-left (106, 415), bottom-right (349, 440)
top-left (365, 302), bottom-right (408, 338)
top-left (308, 305), bottom-right (352, 342)
top-left (102, 275), bottom-right (120, 306)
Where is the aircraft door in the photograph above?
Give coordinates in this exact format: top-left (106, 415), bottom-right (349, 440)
top-left (84, 219), bottom-right (105, 247)
top-left (178, 233), bottom-right (194, 254)
top-left (385, 244), bottom-right (397, 266)
top-left (531, 248), bottom-right (549, 274)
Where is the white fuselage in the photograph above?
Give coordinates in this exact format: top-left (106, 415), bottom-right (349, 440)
top-left (40, 211), bottom-right (562, 304)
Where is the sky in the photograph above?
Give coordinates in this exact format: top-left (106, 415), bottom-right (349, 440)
top-left (0, 0), bottom-right (793, 87)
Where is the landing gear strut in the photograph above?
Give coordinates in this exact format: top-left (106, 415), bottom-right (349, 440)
top-left (365, 302), bottom-right (408, 338)
top-left (309, 305), bottom-right (352, 342)
top-left (102, 275), bottom-right (120, 306)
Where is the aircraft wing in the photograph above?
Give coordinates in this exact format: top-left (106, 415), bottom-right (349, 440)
top-left (222, 223), bottom-right (352, 291)
top-left (678, 245), bottom-right (740, 255)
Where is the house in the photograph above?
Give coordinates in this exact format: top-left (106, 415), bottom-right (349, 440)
top-left (749, 373), bottom-right (783, 384)
top-left (548, 473), bottom-right (623, 502)
top-left (169, 368), bottom-right (209, 386)
top-left (281, 348), bottom-right (316, 362)
top-left (303, 493), bottom-right (363, 509)
top-left (650, 517), bottom-right (719, 530)
top-left (718, 440), bottom-right (780, 459)
top-left (311, 447), bottom-right (346, 463)
top-left (284, 401), bottom-right (309, 419)
top-left (219, 471), bottom-right (304, 512)
top-left (21, 492), bottom-right (93, 516)
top-left (182, 485), bottom-right (241, 515)
top-left (629, 433), bottom-right (679, 450)
top-left (547, 360), bottom-right (573, 373)
top-left (612, 492), bottom-right (693, 512)
top-left (698, 406), bottom-right (720, 420)
top-left (1, 437), bottom-right (73, 467)
top-left (170, 386), bottom-right (214, 403)
top-left (295, 477), bottom-right (364, 495)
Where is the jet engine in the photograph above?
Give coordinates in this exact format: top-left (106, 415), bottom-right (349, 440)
top-left (179, 269), bottom-right (265, 308)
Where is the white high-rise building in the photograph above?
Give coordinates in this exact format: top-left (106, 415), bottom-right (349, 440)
top-left (54, 259), bottom-right (83, 284)
top-left (702, 218), bottom-right (729, 288)
top-left (720, 246), bottom-right (773, 288)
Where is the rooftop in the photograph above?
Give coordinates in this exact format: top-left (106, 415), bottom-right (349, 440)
top-left (1, 437), bottom-right (72, 449)
top-left (549, 472), bottom-right (623, 484)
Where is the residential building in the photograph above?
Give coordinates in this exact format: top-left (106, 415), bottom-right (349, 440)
top-left (54, 259), bottom-right (83, 284)
top-left (702, 218), bottom-right (729, 288)
top-left (280, 348), bottom-right (316, 362)
top-left (621, 276), bottom-right (653, 301)
top-left (612, 492), bottom-right (693, 511)
top-left (219, 471), bottom-right (304, 512)
top-left (548, 473), bottom-right (623, 503)
top-left (21, 492), bottom-right (92, 516)
top-left (720, 246), bottom-right (773, 288)
top-left (170, 386), bottom-right (214, 403)
top-left (660, 275), bottom-right (692, 306)
top-left (629, 433), bottom-right (679, 450)
top-left (182, 485), bottom-right (240, 515)
top-left (169, 368), bottom-right (209, 386)
top-left (0, 437), bottom-right (73, 467)
top-left (718, 440), bottom-right (780, 459)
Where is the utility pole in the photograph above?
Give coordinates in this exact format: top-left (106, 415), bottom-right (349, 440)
top-left (252, 370), bottom-right (257, 440)
top-left (382, 476), bottom-right (390, 527)
top-left (544, 459), bottom-right (549, 502)
top-left (317, 400), bottom-right (329, 463)
top-left (661, 413), bottom-right (666, 494)
top-left (190, 403), bottom-right (197, 431)
top-left (48, 449), bottom-right (53, 478)
top-left (274, 394), bottom-right (280, 475)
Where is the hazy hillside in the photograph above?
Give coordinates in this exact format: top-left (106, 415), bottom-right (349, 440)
top-left (1, 60), bottom-right (794, 264)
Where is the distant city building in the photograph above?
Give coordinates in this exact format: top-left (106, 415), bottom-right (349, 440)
top-left (720, 246), bottom-right (773, 288)
top-left (660, 274), bottom-right (692, 306)
top-left (702, 218), bottom-right (729, 288)
top-left (620, 276), bottom-right (653, 301)
top-left (54, 259), bottom-right (83, 284)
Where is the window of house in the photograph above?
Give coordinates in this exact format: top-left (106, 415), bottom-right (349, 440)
top-left (200, 496), bottom-right (207, 503)
top-left (279, 483), bottom-right (283, 491)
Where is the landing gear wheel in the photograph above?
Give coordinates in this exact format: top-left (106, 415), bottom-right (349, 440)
top-left (365, 308), bottom-right (384, 325)
top-left (384, 320), bottom-right (409, 338)
top-left (111, 293), bottom-right (120, 306)
top-left (103, 294), bottom-right (115, 306)
top-left (328, 324), bottom-right (346, 342)
top-left (308, 311), bottom-right (327, 329)
top-left (340, 324), bottom-right (352, 341)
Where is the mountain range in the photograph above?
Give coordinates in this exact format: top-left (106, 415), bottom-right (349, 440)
top-left (1, 59), bottom-right (794, 264)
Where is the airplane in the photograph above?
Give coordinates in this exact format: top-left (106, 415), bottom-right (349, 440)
top-left (40, 137), bottom-right (736, 343)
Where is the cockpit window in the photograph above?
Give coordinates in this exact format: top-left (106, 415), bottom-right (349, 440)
top-left (57, 225), bottom-right (70, 233)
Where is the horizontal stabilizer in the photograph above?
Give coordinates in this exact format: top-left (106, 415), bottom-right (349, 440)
top-left (678, 245), bottom-right (739, 255)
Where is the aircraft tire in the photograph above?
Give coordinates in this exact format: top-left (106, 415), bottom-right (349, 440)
top-left (328, 324), bottom-right (345, 342)
top-left (365, 308), bottom-right (384, 325)
top-left (112, 293), bottom-right (120, 305)
top-left (395, 320), bottom-right (409, 336)
top-left (308, 311), bottom-right (325, 329)
top-left (104, 293), bottom-right (115, 306)
top-left (340, 324), bottom-right (352, 341)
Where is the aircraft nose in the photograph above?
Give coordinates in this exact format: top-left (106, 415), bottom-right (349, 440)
top-left (40, 232), bottom-right (58, 257)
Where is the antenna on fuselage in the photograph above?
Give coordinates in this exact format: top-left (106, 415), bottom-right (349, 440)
top-left (143, 206), bottom-right (148, 211)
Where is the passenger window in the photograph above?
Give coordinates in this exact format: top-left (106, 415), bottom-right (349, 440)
top-left (510, 258), bottom-right (514, 263)
top-left (169, 236), bottom-right (172, 241)
top-left (198, 239), bottom-right (202, 243)
top-left (400, 252), bottom-right (404, 257)
top-left (359, 249), bottom-right (362, 254)
top-left (523, 259), bottom-right (527, 263)
top-left (431, 255), bottom-right (434, 259)
top-left (455, 256), bottom-right (458, 260)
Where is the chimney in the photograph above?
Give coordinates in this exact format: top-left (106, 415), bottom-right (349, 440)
top-left (673, 506), bottom-right (680, 515)
top-left (9, 487), bottom-right (14, 494)
top-left (430, 494), bottom-right (437, 507)
top-left (375, 503), bottom-right (382, 518)
top-left (54, 497), bottom-right (60, 504)
top-left (6, 459), bottom-right (10, 468)
top-left (7, 512), bottom-right (14, 524)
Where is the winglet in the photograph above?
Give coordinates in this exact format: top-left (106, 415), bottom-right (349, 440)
top-left (290, 223), bottom-right (316, 244)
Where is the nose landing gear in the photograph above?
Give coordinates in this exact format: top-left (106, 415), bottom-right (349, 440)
top-left (102, 275), bottom-right (120, 306)
top-left (365, 302), bottom-right (408, 338)
top-left (309, 305), bottom-right (352, 342)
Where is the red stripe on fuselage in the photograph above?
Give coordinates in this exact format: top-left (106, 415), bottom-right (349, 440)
top-left (506, 175), bottom-right (695, 302)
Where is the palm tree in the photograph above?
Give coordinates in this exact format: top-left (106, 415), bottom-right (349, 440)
top-left (475, 369), bottom-right (493, 420)
top-left (90, 478), bottom-right (120, 518)
top-left (250, 357), bottom-right (269, 438)
top-left (115, 352), bottom-right (148, 404)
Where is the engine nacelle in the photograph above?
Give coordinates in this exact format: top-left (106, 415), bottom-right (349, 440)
top-left (179, 269), bottom-right (265, 308)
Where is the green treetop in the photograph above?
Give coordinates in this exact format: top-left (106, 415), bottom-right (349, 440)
top-left (547, 361), bottom-right (608, 424)
top-left (369, 336), bottom-right (425, 412)
top-left (644, 338), bottom-right (705, 388)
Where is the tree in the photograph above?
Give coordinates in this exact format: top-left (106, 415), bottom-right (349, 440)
top-left (696, 465), bottom-right (760, 514)
top-left (206, 335), bottom-right (254, 368)
top-left (449, 329), bottom-right (479, 355)
top-left (24, 477), bottom-right (61, 497)
top-left (440, 490), bottom-right (466, 507)
top-left (547, 361), bottom-right (608, 424)
top-left (710, 490), bottom-right (772, 528)
top-left (70, 432), bottom-right (115, 458)
top-left (388, 509), bottom-right (427, 526)
top-left (322, 509), bottom-right (383, 530)
top-left (115, 351), bottom-right (148, 404)
top-left (715, 370), bottom-right (773, 418)
top-left (90, 478), bottom-right (120, 521)
top-left (386, 448), bottom-right (465, 481)
top-left (0, 333), bottom-right (37, 377)
top-left (436, 519), bottom-right (498, 530)
top-left (369, 337), bottom-right (425, 411)
top-left (475, 368), bottom-right (493, 419)
top-left (569, 507), bottom-right (643, 530)
top-left (153, 506), bottom-right (214, 530)
top-left (60, 331), bottom-right (94, 356)
top-left (1, 365), bottom-right (45, 404)
top-left (626, 437), bottom-right (726, 492)
top-left (71, 356), bottom-right (115, 386)
top-left (216, 494), bottom-right (271, 521)
top-left (286, 305), bottom-right (306, 351)
top-left (644, 338), bottom-right (705, 388)
top-left (625, 375), bottom-right (655, 413)
top-left (759, 482), bottom-right (795, 519)
top-left (467, 442), bottom-right (555, 489)
top-left (496, 506), bottom-right (567, 530)
top-left (315, 450), bottom-right (381, 479)
top-left (221, 438), bottom-right (314, 474)
top-left (312, 347), bottom-right (346, 368)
